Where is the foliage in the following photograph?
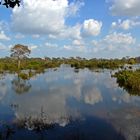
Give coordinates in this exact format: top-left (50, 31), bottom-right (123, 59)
top-left (113, 69), bottom-right (140, 96)
top-left (11, 44), bottom-right (31, 59)
top-left (0, 56), bottom-right (139, 73)
top-left (0, 0), bottom-right (21, 8)
top-left (10, 44), bottom-right (31, 69)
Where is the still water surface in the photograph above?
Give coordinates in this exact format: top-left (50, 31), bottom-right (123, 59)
top-left (0, 65), bottom-right (140, 140)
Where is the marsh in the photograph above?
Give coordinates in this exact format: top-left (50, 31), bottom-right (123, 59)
top-left (0, 65), bottom-right (140, 140)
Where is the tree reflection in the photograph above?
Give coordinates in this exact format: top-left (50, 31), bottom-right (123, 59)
top-left (0, 71), bottom-right (5, 80)
top-left (0, 72), bottom-right (7, 101)
top-left (11, 69), bottom-right (47, 94)
top-left (11, 74), bottom-right (32, 94)
top-left (0, 125), bottom-right (15, 140)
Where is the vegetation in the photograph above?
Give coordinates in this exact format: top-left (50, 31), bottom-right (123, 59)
top-left (0, 44), bottom-right (139, 72)
top-left (11, 44), bottom-right (31, 70)
top-left (0, 0), bottom-right (21, 8)
top-left (64, 57), bottom-right (135, 69)
top-left (113, 69), bottom-right (140, 96)
top-left (0, 56), bottom-right (139, 73)
top-left (11, 75), bottom-right (32, 94)
top-left (0, 44), bottom-right (140, 96)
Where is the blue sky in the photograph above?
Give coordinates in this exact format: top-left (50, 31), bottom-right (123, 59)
top-left (0, 0), bottom-right (140, 58)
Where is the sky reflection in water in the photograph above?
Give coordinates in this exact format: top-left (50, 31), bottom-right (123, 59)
top-left (0, 66), bottom-right (140, 140)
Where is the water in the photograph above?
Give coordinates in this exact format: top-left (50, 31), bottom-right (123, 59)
top-left (0, 65), bottom-right (140, 140)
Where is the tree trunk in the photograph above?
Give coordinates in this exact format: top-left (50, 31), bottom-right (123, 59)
top-left (18, 58), bottom-right (21, 70)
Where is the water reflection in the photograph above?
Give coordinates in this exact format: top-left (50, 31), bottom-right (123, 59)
top-left (0, 66), bottom-right (140, 140)
top-left (0, 117), bottom-right (126, 140)
top-left (11, 75), bottom-right (32, 94)
top-left (0, 82), bottom-right (7, 101)
top-left (83, 87), bottom-right (103, 105)
top-left (0, 73), bottom-right (7, 102)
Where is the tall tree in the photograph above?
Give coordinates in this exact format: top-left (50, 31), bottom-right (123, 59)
top-left (11, 44), bottom-right (31, 70)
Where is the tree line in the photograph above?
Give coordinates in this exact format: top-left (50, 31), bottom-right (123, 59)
top-left (0, 44), bottom-right (138, 73)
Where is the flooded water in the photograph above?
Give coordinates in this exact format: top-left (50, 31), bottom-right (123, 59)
top-left (0, 65), bottom-right (140, 140)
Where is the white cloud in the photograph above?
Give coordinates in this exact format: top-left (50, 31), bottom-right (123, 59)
top-left (72, 39), bottom-right (84, 46)
top-left (0, 21), bottom-right (9, 31)
top-left (64, 44), bottom-right (86, 52)
top-left (82, 19), bottom-right (102, 36)
top-left (32, 34), bottom-right (40, 38)
top-left (111, 19), bottom-right (140, 30)
top-left (45, 42), bottom-right (59, 48)
top-left (109, 0), bottom-right (140, 16)
top-left (63, 39), bottom-right (86, 52)
top-left (91, 32), bottom-right (136, 57)
top-left (11, 0), bottom-right (84, 38)
top-left (0, 42), bottom-right (6, 50)
top-left (103, 32), bottom-right (135, 45)
top-left (58, 24), bottom-right (82, 40)
top-left (67, 1), bottom-right (84, 17)
top-left (0, 31), bottom-right (10, 41)
top-left (11, 0), bottom-right (67, 34)
top-left (111, 22), bottom-right (117, 28)
top-left (29, 45), bottom-right (38, 50)
top-left (15, 33), bottom-right (25, 39)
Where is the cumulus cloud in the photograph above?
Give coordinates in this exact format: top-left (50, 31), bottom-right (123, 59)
top-left (67, 1), bottom-right (84, 17)
top-left (29, 45), bottom-right (38, 50)
top-left (58, 24), bottom-right (82, 40)
top-left (32, 34), bottom-right (40, 38)
top-left (0, 21), bottom-right (9, 31)
top-left (103, 32), bottom-right (135, 45)
top-left (45, 42), bottom-right (59, 48)
top-left (11, 0), bottom-right (84, 38)
top-left (111, 19), bottom-right (140, 30)
top-left (72, 39), bottom-right (84, 46)
top-left (11, 0), bottom-right (67, 34)
top-left (91, 32), bottom-right (136, 57)
top-left (109, 0), bottom-right (140, 16)
top-left (15, 33), bottom-right (25, 39)
top-left (63, 44), bottom-right (85, 52)
top-left (82, 19), bottom-right (102, 36)
top-left (64, 39), bottom-right (86, 52)
top-left (0, 31), bottom-right (10, 41)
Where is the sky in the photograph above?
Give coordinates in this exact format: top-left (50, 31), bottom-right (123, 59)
top-left (0, 0), bottom-right (140, 58)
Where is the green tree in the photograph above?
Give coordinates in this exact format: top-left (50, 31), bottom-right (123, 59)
top-left (128, 58), bottom-right (136, 64)
top-left (11, 44), bottom-right (31, 70)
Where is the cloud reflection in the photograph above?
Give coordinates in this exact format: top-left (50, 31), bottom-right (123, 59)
top-left (84, 87), bottom-right (103, 105)
top-left (0, 67), bottom-right (140, 138)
